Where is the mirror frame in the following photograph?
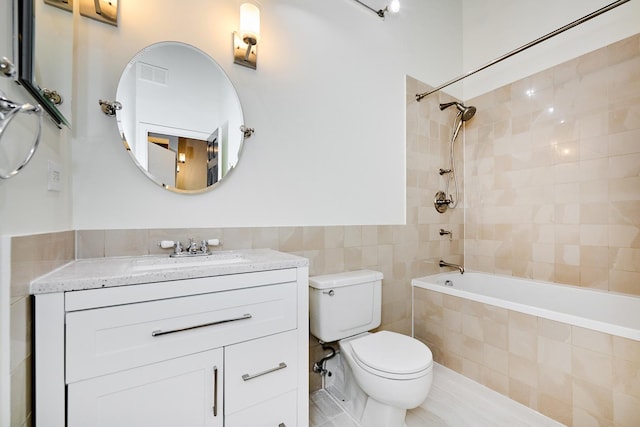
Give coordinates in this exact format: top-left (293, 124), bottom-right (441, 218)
top-left (14, 0), bottom-right (69, 127)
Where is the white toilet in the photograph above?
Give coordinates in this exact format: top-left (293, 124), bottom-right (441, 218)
top-left (309, 270), bottom-right (433, 427)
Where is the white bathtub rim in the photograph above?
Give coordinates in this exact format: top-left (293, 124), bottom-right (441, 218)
top-left (412, 271), bottom-right (640, 342)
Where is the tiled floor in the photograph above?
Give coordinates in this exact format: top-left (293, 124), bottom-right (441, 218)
top-left (310, 363), bottom-right (565, 427)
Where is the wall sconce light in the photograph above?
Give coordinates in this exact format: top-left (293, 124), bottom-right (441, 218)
top-left (178, 152), bottom-right (186, 163)
top-left (352, 0), bottom-right (400, 19)
top-left (233, 3), bottom-right (260, 69)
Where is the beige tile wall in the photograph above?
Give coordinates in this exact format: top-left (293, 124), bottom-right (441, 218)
top-left (414, 287), bottom-right (640, 427)
top-left (464, 33), bottom-right (640, 295)
top-left (10, 231), bottom-right (75, 427)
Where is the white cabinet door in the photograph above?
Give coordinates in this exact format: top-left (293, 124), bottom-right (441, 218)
top-left (67, 348), bottom-right (223, 427)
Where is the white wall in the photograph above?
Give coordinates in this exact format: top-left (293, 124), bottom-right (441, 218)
top-left (462, 0), bottom-right (640, 99)
top-left (72, 0), bottom-right (464, 229)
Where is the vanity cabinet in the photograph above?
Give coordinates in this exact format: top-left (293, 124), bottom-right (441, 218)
top-left (32, 252), bottom-right (308, 427)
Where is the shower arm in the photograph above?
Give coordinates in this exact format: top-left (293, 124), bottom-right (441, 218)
top-left (416, 0), bottom-right (630, 101)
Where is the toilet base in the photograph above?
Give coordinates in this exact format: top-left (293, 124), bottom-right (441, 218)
top-left (361, 397), bottom-right (406, 427)
top-left (324, 353), bottom-right (367, 421)
top-left (324, 353), bottom-right (410, 427)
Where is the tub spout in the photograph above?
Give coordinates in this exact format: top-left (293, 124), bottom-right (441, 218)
top-left (439, 260), bottom-right (464, 274)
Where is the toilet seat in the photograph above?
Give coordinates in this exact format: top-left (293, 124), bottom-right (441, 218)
top-left (349, 331), bottom-right (433, 380)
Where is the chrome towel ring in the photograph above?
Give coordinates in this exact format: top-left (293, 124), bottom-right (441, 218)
top-left (0, 92), bottom-right (43, 179)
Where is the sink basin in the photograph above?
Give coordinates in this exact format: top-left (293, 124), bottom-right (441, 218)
top-left (131, 253), bottom-right (249, 272)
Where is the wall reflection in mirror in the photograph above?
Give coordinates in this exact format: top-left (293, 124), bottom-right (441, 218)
top-left (116, 42), bottom-right (245, 194)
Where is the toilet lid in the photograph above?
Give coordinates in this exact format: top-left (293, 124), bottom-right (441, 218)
top-left (350, 331), bottom-right (433, 376)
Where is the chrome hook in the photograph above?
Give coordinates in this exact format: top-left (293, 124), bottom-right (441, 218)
top-left (99, 99), bottom-right (122, 116)
top-left (0, 57), bottom-right (16, 78)
top-left (240, 125), bottom-right (254, 138)
top-left (42, 88), bottom-right (63, 105)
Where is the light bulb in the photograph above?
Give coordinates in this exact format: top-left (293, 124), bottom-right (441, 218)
top-left (240, 3), bottom-right (260, 45)
top-left (388, 0), bottom-right (400, 14)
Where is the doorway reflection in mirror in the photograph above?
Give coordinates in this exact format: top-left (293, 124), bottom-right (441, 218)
top-left (146, 130), bottom-right (220, 192)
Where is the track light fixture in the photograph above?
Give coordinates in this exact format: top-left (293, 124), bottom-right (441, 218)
top-left (352, 0), bottom-right (400, 19)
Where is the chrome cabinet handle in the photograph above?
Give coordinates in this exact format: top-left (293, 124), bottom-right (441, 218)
top-left (213, 366), bottom-right (218, 416)
top-left (279, 424), bottom-right (286, 427)
top-left (151, 313), bottom-right (252, 337)
top-left (242, 362), bottom-right (287, 381)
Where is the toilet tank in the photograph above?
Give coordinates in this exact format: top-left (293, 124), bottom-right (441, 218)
top-left (309, 270), bottom-right (383, 343)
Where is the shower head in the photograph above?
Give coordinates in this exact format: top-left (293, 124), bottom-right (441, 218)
top-left (439, 101), bottom-right (477, 121)
top-left (460, 104), bottom-right (476, 121)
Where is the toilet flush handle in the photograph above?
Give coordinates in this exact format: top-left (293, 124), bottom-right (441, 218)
top-left (322, 289), bottom-right (335, 296)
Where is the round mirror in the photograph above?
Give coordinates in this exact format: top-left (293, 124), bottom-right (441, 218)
top-left (115, 42), bottom-right (246, 193)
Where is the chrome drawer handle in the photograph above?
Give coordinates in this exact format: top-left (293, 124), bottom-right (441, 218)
top-left (212, 366), bottom-right (219, 416)
top-left (242, 362), bottom-right (287, 381)
top-left (151, 313), bottom-right (252, 337)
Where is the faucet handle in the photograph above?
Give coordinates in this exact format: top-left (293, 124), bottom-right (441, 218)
top-left (159, 240), bottom-right (183, 255)
top-left (206, 239), bottom-right (221, 247)
top-left (159, 240), bottom-right (175, 249)
top-left (439, 229), bottom-right (453, 240)
top-left (200, 239), bottom-right (221, 253)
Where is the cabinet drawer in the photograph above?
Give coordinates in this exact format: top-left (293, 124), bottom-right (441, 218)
top-left (225, 330), bottom-right (298, 415)
top-left (66, 282), bottom-right (297, 383)
top-left (225, 389), bottom-right (297, 427)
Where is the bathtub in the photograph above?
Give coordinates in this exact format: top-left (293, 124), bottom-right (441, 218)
top-left (412, 271), bottom-right (640, 341)
top-left (411, 272), bottom-right (640, 426)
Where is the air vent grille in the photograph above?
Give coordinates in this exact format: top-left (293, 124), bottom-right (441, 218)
top-left (138, 62), bottom-right (168, 85)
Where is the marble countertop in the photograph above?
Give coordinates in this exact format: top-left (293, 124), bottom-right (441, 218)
top-left (30, 248), bottom-right (308, 295)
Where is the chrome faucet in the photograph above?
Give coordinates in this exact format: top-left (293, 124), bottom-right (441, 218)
top-left (160, 238), bottom-right (221, 257)
top-left (186, 238), bottom-right (199, 254)
top-left (439, 260), bottom-right (464, 274)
